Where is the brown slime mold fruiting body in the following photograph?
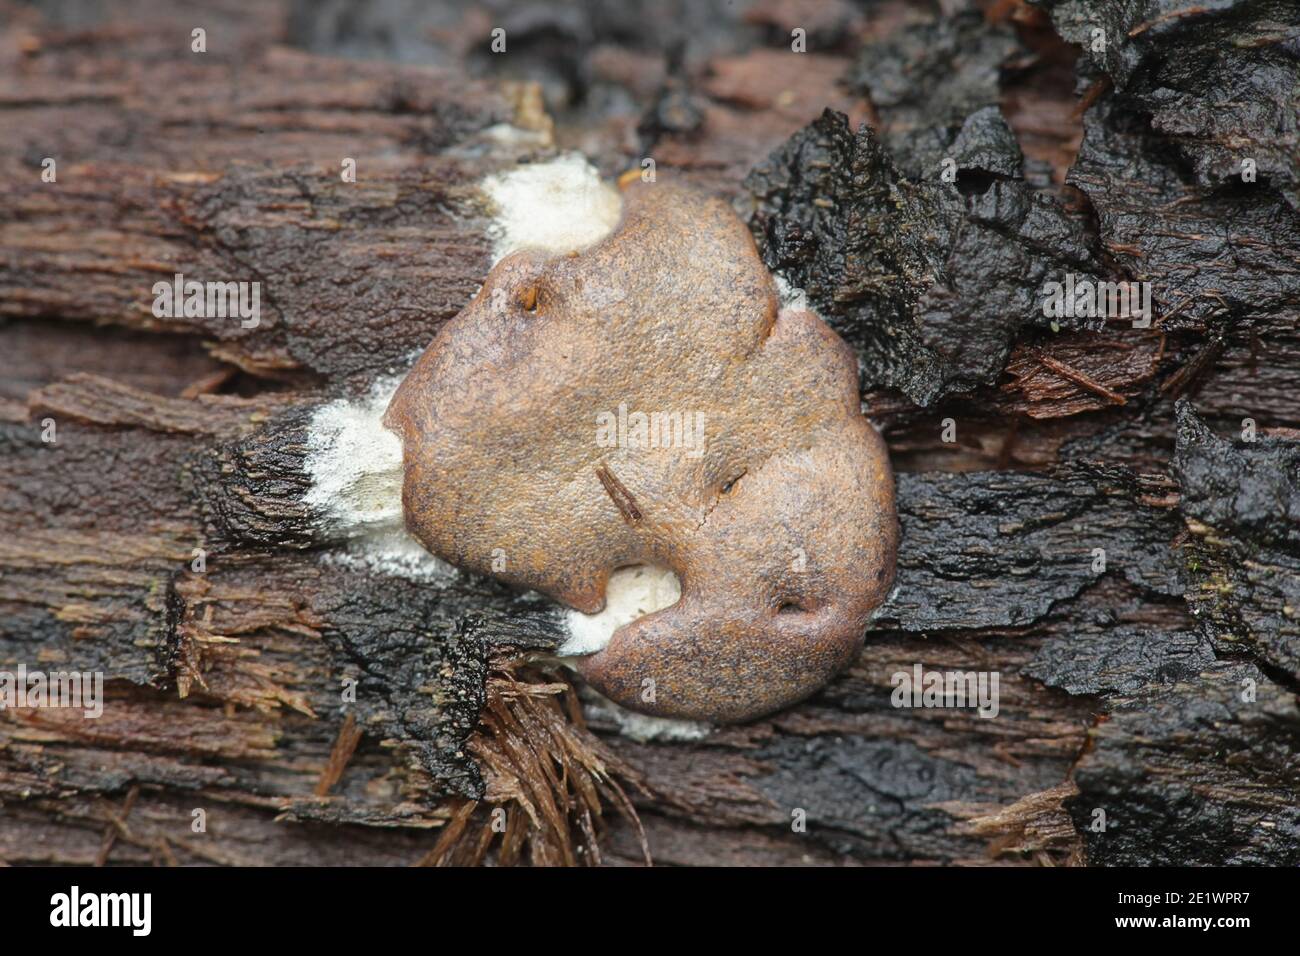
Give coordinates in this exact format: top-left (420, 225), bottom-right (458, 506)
top-left (385, 173), bottom-right (898, 723)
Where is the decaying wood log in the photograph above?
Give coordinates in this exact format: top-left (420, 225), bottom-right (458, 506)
top-left (2, 0), bottom-right (1297, 867)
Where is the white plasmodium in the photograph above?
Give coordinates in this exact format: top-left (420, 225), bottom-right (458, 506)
top-left (303, 375), bottom-right (455, 580)
top-left (773, 273), bottom-right (811, 312)
top-left (481, 153), bottom-right (623, 264)
top-left (559, 565), bottom-right (682, 656)
top-left (304, 376), bottom-right (403, 532)
top-left (581, 690), bottom-right (712, 743)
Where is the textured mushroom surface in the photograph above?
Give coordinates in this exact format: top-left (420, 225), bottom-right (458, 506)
top-left (385, 175), bottom-right (898, 722)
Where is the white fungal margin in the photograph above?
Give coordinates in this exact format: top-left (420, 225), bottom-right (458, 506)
top-left (578, 687), bottom-right (714, 743)
top-left (773, 272), bottom-right (812, 313)
top-left (303, 376), bottom-right (403, 532)
top-left (303, 373), bottom-right (454, 581)
top-left (481, 153), bottom-right (623, 265)
top-left (559, 564), bottom-right (681, 657)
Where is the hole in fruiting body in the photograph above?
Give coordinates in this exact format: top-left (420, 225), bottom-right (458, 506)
top-left (719, 472), bottom-right (744, 495)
